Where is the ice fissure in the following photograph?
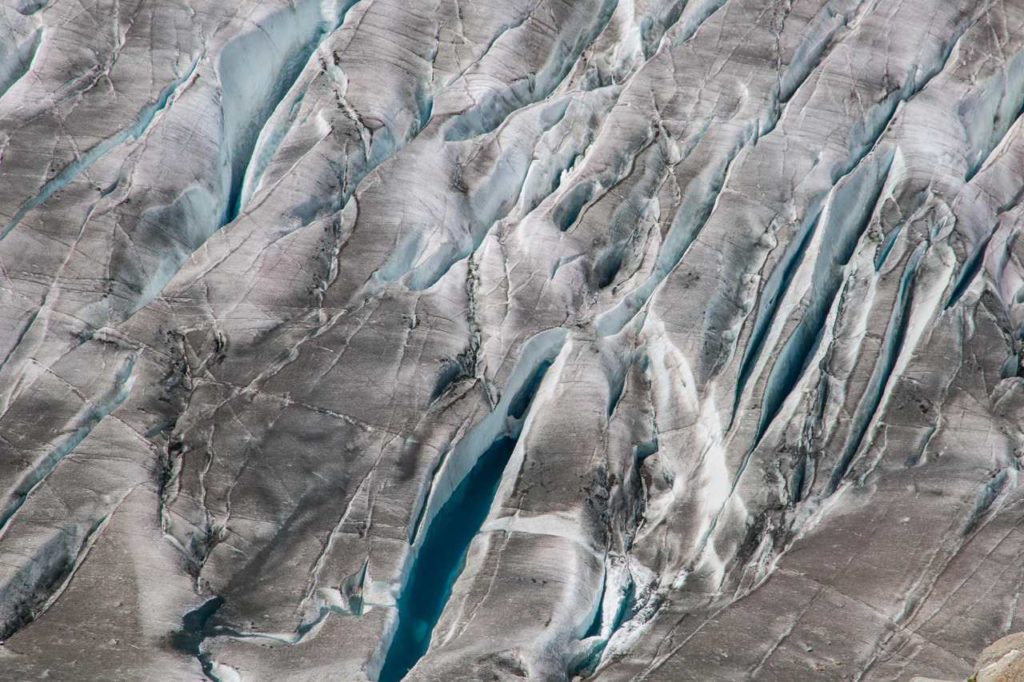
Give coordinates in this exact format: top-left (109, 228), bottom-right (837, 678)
top-left (379, 331), bottom-right (565, 681)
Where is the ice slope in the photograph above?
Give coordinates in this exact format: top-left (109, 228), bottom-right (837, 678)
top-left (1, 0), bottom-right (1024, 680)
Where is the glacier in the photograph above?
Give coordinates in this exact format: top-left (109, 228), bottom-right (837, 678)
top-left (2, 0), bottom-right (1024, 680)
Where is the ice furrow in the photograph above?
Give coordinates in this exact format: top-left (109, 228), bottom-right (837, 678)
top-left (442, 3), bottom-right (538, 88)
top-left (961, 469), bottom-right (1015, 537)
top-left (777, 2), bottom-right (859, 104)
top-left (236, 1), bottom-right (370, 209)
top-left (660, 0), bottom-right (730, 53)
top-left (570, 556), bottom-right (638, 676)
top-left (945, 226), bottom-right (996, 309)
top-left (963, 50), bottom-right (1024, 181)
top-left (756, 147), bottom-right (894, 444)
top-left (731, 204), bottom-right (822, 428)
top-left (810, 7), bottom-right (983, 205)
top-left (596, 130), bottom-right (750, 337)
top-left (0, 353), bottom-right (137, 535)
top-left (0, 56), bottom-right (201, 240)
top-left (827, 241), bottom-right (925, 493)
top-left (442, 0), bottom-right (618, 142)
top-left (0, 486), bottom-right (134, 641)
top-left (0, 26), bottom-right (40, 103)
top-left (217, 1), bottom-right (350, 225)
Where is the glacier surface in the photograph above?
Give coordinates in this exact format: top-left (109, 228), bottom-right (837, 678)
top-left (1, 0), bottom-right (1024, 680)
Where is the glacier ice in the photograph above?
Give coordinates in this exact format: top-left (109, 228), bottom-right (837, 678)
top-left (2, 0), bottom-right (1024, 681)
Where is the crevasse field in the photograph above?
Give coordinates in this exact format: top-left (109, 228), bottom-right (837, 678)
top-left (0, 1), bottom-right (1023, 681)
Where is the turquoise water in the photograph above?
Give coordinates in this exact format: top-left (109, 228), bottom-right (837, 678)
top-left (378, 436), bottom-right (517, 682)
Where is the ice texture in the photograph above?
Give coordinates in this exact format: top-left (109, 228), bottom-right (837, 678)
top-left (1, 0), bottom-right (1024, 680)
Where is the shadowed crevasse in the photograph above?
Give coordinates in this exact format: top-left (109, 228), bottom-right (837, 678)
top-left (379, 436), bottom-right (517, 682)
